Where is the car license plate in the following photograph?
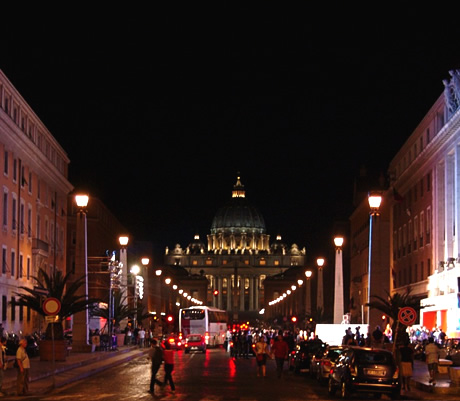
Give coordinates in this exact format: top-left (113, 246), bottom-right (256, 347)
top-left (191, 347), bottom-right (198, 350)
top-left (365, 369), bottom-right (386, 376)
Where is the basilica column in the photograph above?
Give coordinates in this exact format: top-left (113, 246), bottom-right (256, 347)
top-left (226, 275), bottom-right (232, 312)
top-left (217, 276), bottom-right (223, 309)
top-left (249, 276), bottom-right (254, 311)
top-left (255, 276), bottom-right (260, 310)
top-left (239, 276), bottom-right (245, 311)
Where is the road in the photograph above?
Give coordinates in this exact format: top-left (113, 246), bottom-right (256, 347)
top-left (35, 348), bottom-right (413, 401)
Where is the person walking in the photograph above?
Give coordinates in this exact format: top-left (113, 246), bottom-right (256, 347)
top-left (16, 338), bottom-right (30, 396)
top-left (399, 337), bottom-right (414, 391)
top-left (254, 334), bottom-right (269, 377)
top-left (138, 327), bottom-right (146, 348)
top-left (148, 339), bottom-right (164, 394)
top-left (163, 341), bottom-right (176, 393)
top-left (271, 331), bottom-right (289, 378)
top-left (0, 337), bottom-right (7, 396)
top-left (425, 336), bottom-right (440, 385)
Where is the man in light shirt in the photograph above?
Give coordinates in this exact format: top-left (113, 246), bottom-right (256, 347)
top-left (425, 336), bottom-right (440, 385)
top-left (16, 339), bottom-right (30, 395)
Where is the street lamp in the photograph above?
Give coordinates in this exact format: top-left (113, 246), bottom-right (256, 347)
top-left (131, 264), bottom-right (140, 329)
top-left (367, 193), bottom-right (382, 325)
top-left (305, 270), bottom-right (312, 316)
top-left (333, 237), bottom-right (344, 324)
top-left (316, 258), bottom-right (325, 312)
top-left (73, 194), bottom-right (91, 352)
top-left (118, 236), bottom-right (129, 305)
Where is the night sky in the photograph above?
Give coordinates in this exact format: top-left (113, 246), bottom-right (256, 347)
top-left (1, 7), bottom-right (460, 264)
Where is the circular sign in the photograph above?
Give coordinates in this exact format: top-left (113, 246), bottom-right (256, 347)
top-left (43, 297), bottom-right (61, 316)
top-left (398, 307), bottom-right (417, 326)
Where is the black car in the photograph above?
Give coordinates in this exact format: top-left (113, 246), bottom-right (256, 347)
top-left (328, 346), bottom-right (400, 399)
top-left (310, 345), bottom-right (347, 384)
top-left (289, 339), bottom-right (326, 373)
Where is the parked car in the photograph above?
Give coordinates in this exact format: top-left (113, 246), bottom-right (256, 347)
top-left (184, 334), bottom-right (206, 353)
top-left (328, 346), bottom-right (400, 399)
top-left (444, 338), bottom-right (460, 365)
top-left (162, 333), bottom-right (183, 350)
top-left (310, 345), bottom-right (347, 384)
top-left (288, 339), bottom-right (326, 374)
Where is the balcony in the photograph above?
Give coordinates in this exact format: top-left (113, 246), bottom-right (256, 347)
top-left (32, 238), bottom-right (49, 257)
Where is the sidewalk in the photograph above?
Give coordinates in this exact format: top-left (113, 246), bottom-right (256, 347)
top-left (408, 358), bottom-right (460, 397)
top-left (1, 345), bottom-right (149, 397)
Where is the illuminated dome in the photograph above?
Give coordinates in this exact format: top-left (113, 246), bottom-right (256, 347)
top-left (208, 176), bottom-right (269, 253)
top-left (210, 177), bottom-right (266, 234)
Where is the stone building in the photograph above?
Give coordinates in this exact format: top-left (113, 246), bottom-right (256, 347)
top-left (164, 176), bottom-right (307, 323)
top-left (0, 70), bottom-right (73, 334)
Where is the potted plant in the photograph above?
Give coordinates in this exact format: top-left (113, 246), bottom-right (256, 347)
top-left (14, 267), bottom-right (99, 361)
top-left (92, 290), bottom-right (135, 346)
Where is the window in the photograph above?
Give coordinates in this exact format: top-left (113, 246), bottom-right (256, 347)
top-left (192, 260), bottom-right (198, 266)
top-left (259, 258), bottom-right (266, 266)
top-left (20, 201), bottom-right (24, 235)
top-left (26, 257), bottom-right (30, 280)
top-left (421, 261), bottom-right (424, 280)
top-left (11, 297), bottom-right (15, 321)
top-left (2, 296), bottom-right (6, 321)
top-left (426, 128), bottom-right (430, 144)
top-left (28, 171), bottom-right (32, 193)
top-left (11, 250), bottom-right (15, 277)
top-left (13, 159), bottom-right (17, 182)
top-left (426, 207), bottom-right (431, 244)
top-left (27, 206), bottom-right (31, 238)
top-left (414, 216), bottom-right (418, 250)
top-left (1, 247), bottom-right (5, 274)
top-left (11, 196), bottom-right (17, 231)
top-left (19, 254), bottom-right (23, 278)
top-left (408, 221), bottom-right (412, 253)
top-left (420, 212), bottom-right (424, 247)
top-left (2, 191), bottom-right (7, 227)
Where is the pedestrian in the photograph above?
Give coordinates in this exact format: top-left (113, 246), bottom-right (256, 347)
top-left (16, 338), bottom-right (30, 396)
top-left (399, 337), bottom-right (414, 391)
top-left (138, 327), bottom-right (146, 348)
top-left (254, 334), bottom-right (269, 377)
top-left (425, 336), bottom-right (440, 385)
top-left (91, 329), bottom-right (100, 352)
top-left (148, 339), bottom-right (164, 394)
top-left (271, 331), bottom-right (289, 378)
top-left (0, 337), bottom-right (7, 396)
top-left (163, 341), bottom-right (176, 393)
top-left (371, 325), bottom-right (384, 348)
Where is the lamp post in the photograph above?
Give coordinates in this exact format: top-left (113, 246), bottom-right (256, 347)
top-left (305, 270), bottom-right (312, 317)
top-left (333, 237), bottom-right (344, 324)
top-left (155, 269), bottom-right (162, 335)
top-left (73, 194), bottom-right (91, 352)
top-left (131, 264), bottom-right (140, 329)
top-left (367, 193), bottom-right (382, 325)
top-left (316, 258), bottom-right (325, 313)
top-left (118, 236), bottom-right (129, 299)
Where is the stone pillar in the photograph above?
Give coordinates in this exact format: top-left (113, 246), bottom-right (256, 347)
top-left (333, 247), bottom-right (344, 324)
top-left (227, 275), bottom-right (232, 312)
top-left (217, 276), bottom-right (223, 309)
top-left (239, 276), bottom-right (245, 311)
top-left (249, 276), bottom-right (254, 311)
top-left (255, 276), bottom-right (260, 310)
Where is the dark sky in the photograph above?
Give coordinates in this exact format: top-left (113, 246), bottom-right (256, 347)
top-left (1, 7), bottom-right (460, 263)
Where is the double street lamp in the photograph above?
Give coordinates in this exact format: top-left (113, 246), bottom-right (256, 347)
top-left (304, 270), bottom-right (312, 316)
top-left (333, 237), bottom-right (344, 324)
top-left (316, 258), bottom-right (325, 312)
top-left (367, 193), bottom-right (382, 325)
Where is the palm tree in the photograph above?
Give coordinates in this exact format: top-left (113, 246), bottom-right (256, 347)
top-left (14, 267), bottom-right (100, 340)
top-left (366, 288), bottom-right (421, 346)
top-left (91, 290), bottom-right (136, 332)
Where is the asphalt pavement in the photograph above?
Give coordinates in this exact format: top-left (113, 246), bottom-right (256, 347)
top-left (0, 344), bottom-right (459, 399)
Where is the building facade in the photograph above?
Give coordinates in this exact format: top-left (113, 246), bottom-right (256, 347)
top-left (164, 176), bottom-right (307, 323)
top-left (0, 70), bottom-right (73, 335)
top-left (388, 69), bottom-right (460, 337)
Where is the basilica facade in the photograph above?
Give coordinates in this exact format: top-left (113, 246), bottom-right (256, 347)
top-left (164, 177), bottom-right (307, 321)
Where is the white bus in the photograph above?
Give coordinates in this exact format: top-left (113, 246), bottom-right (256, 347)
top-left (179, 306), bottom-right (228, 346)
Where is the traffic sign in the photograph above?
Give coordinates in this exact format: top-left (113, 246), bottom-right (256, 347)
top-left (398, 306), bottom-right (417, 325)
top-left (43, 297), bottom-right (61, 316)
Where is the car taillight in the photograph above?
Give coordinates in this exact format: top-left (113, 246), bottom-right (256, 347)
top-left (184, 343), bottom-right (188, 348)
top-left (322, 360), bottom-right (332, 368)
top-left (230, 341), bottom-right (233, 347)
top-left (393, 366), bottom-right (399, 379)
top-left (169, 338), bottom-right (175, 344)
top-left (177, 341), bottom-right (182, 347)
top-left (252, 344), bottom-right (256, 349)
